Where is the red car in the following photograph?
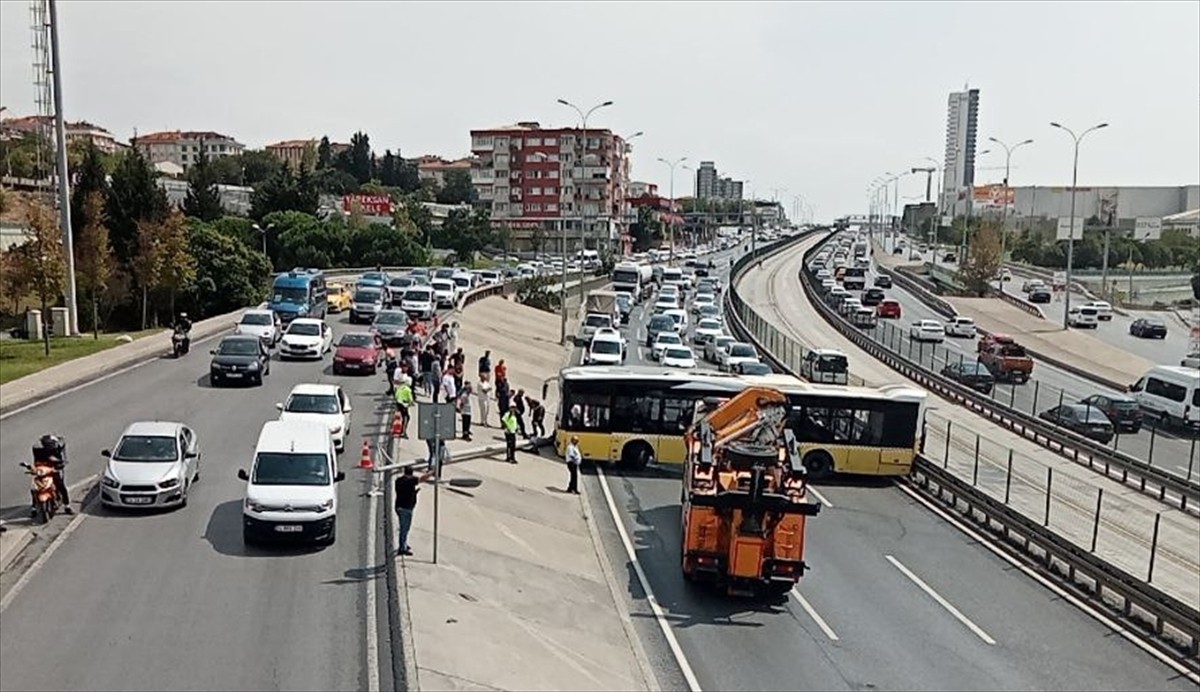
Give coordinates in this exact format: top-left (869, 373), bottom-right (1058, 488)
top-left (333, 332), bottom-right (382, 375)
top-left (877, 299), bottom-right (902, 319)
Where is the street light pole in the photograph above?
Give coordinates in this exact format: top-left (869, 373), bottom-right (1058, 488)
top-left (657, 156), bottom-right (687, 266)
top-left (557, 98), bottom-right (613, 317)
top-left (987, 136), bottom-right (1034, 267)
top-left (48, 0), bottom-right (77, 336)
top-left (1051, 121), bottom-right (1109, 330)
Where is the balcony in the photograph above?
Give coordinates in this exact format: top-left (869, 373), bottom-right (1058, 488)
top-left (471, 138), bottom-right (494, 152)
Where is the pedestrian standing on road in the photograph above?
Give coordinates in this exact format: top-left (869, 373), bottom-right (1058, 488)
top-left (458, 381), bottom-right (475, 442)
top-left (495, 358), bottom-right (508, 382)
top-left (419, 347), bottom-right (437, 398)
top-left (440, 365), bottom-right (458, 404)
top-left (395, 465), bottom-right (434, 557)
top-left (478, 350), bottom-right (492, 382)
top-left (564, 434), bottom-right (582, 494)
top-left (394, 375), bottom-right (415, 438)
top-left (476, 377), bottom-right (493, 427)
top-left (496, 376), bottom-right (511, 415)
top-left (384, 348), bottom-right (399, 395)
top-left (451, 347), bottom-right (466, 371)
top-left (529, 399), bottom-right (546, 439)
top-left (513, 389), bottom-right (529, 439)
top-left (501, 405), bottom-right (520, 463)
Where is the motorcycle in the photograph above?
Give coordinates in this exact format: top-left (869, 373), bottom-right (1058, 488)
top-left (21, 461), bottom-right (61, 524)
top-left (172, 327), bottom-right (191, 357)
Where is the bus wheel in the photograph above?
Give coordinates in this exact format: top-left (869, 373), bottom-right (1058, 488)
top-left (621, 441), bottom-right (653, 472)
top-left (803, 451), bottom-right (834, 481)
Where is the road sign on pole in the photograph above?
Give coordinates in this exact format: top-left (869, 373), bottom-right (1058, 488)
top-left (1055, 217), bottom-right (1084, 240)
top-left (1133, 217), bottom-right (1163, 241)
top-left (418, 401), bottom-right (456, 565)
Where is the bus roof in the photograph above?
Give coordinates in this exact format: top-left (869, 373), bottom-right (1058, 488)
top-left (559, 365), bottom-right (926, 404)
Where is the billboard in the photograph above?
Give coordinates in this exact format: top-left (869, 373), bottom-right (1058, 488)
top-left (972, 184), bottom-right (1015, 207)
top-left (342, 194), bottom-right (394, 216)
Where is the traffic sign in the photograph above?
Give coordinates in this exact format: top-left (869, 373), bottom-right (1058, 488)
top-left (1056, 217), bottom-right (1084, 240)
top-left (941, 216), bottom-right (953, 228)
top-left (1133, 217), bottom-right (1163, 241)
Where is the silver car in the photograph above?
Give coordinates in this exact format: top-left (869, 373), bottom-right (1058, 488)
top-left (100, 421), bottom-right (200, 510)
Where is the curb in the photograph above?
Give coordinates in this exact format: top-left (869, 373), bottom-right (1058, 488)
top-left (0, 526), bottom-right (34, 574)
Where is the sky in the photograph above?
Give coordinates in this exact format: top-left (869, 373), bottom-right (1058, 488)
top-left (2, 1), bottom-right (1198, 219)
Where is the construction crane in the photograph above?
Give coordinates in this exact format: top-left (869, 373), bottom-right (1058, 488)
top-left (681, 386), bottom-right (821, 598)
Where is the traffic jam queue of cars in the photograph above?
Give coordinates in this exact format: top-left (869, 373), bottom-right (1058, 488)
top-left (96, 265), bottom-right (507, 548)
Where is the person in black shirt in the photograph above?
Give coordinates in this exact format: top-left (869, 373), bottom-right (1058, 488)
top-left (395, 465), bottom-right (433, 557)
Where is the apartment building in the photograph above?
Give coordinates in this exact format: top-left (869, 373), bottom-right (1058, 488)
top-left (414, 155), bottom-right (477, 186)
top-left (132, 130), bottom-right (244, 172)
top-left (469, 121), bottom-right (633, 253)
top-left (693, 160), bottom-right (743, 201)
top-left (0, 115), bottom-right (126, 154)
top-left (265, 138), bottom-right (351, 169)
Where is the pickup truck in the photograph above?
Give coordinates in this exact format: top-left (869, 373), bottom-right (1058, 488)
top-left (977, 333), bottom-right (1034, 384)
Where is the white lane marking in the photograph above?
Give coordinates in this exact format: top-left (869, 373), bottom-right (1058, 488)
top-left (884, 554), bottom-right (996, 645)
top-left (596, 467), bottom-right (703, 692)
top-left (896, 482), bottom-right (1199, 684)
top-left (806, 486), bottom-right (834, 509)
top-left (791, 588), bottom-right (839, 641)
top-left (0, 506), bottom-right (89, 613)
top-left (365, 463), bottom-right (380, 692)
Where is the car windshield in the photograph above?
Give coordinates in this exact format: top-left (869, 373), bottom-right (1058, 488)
top-left (218, 339), bottom-right (260, 356)
top-left (113, 435), bottom-right (177, 462)
top-left (739, 362), bottom-right (771, 375)
top-left (665, 347), bottom-right (692, 360)
top-left (715, 337), bottom-right (734, 348)
top-left (433, 281), bottom-right (453, 291)
top-left (390, 278), bottom-right (413, 288)
top-left (252, 453), bottom-right (330, 486)
top-left (403, 290), bottom-right (431, 302)
top-left (1110, 399), bottom-right (1139, 411)
top-left (288, 323), bottom-right (321, 336)
top-left (339, 334), bottom-right (374, 348)
top-left (730, 344), bottom-right (756, 357)
top-left (698, 320), bottom-right (721, 330)
top-left (361, 273), bottom-right (386, 283)
top-left (286, 394), bottom-right (341, 414)
top-left (649, 316), bottom-right (674, 331)
top-left (667, 313), bottom-right (683, 325)
top-left (1146, 318), bottom-right (1165, 327)
top-left (963, 363), bottom-right (990, 375)
top-left (656, 334), bottom-right (682, 346)
top-left (354, 290), bottom-right (381, 303)
top-left (1082, 408), bottom-right (1111, 423)
top-left (591, 340), bottom-right (621, 354)
top-left (273, 287), bottom-right (308, 303)
top-left (375, 312), bottom-right (405, 325)
top-left (241, 313), bottom-right (273, 326)
top-left (585, 315), bottom-right (611, 327)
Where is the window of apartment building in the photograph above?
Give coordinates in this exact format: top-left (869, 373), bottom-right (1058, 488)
top-left (495, 137), bottom-right (508, 147)
top-left (530, 187), bottom-right (542, 196)
top-left (526, 137), bottom-right (541, 147)
top-left (548, 170), bottom-right (559, 179)
top-left (219, 145), bottom-right (226, 152)
top-left (494, 203), bottom-right (508, 213)
top-left (495, 153), bottom-right (509, 167)
top-left (545, 186), bottom-right (557, 195)
top-left (526, 203), bottom-right (542, 212)
top-left (181, 154), bottom-right (189, 162)
top-left (546, 203), bottom-right (559, 212)
top-left (544, 138), bottom-right (557, 146)
top-left (472, 136), bottom-right (494, 148)
top-left (561, 136), bottom-right (574, 146)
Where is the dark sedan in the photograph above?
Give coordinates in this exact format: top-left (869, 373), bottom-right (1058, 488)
top-left (940, 361), bottom-right (995, 395)
top-left (862, 288), bottom-right (886, 306)
top-left (1029, 288), bottom-right (1052, 304)
top-left (371, 309), bottom-right (409, 346)
top-left (1129, 317), bottom-right (1167, 339)
top-left (1079, 394), bottom-right (1142, 433)
top-left (333, 332), bottom-right (382, 375)
top-left (209, 335), bottom-right (270, 386)
top-left (874, 275), bottom-right (892, 288)
top-left (388, 277), bottom-right (416, 306)
top-left (734, 361), bottom-right (773, 376)
top-left (1038, 404), bottom-right (1115, 444)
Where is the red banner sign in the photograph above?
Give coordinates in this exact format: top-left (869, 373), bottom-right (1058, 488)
top-left (971, 184), bottom-right (1015, 207)
top-left (342, 194), bottom-right (394, 216)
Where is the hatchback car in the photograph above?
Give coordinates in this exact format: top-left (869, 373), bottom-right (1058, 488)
top-left (719, 342), bottom-right (760, 372)
top-left (1039, 404), bottom-right (1115, 444)
top-left (861, 288), bottom-right (886, 306)
top-left (371, 309), bottom-right (409, 346)
top-left (945, 316), bottom-right (977, 338)
top-left (873, 275), bottom-right (892, 289)
top-left (277, 383), bottom-right (353, 452)
top-left (940, 361), bottom-right (995, 395)
top-left (693, 318), bottom-right (724, 345)
top-left (210, 335), bottom-right (271, 386)
top-left (100, 421), bottom-right (200, 510)
top-left (734, 361), bottom-right (772, 376)
top-left (1079, 394), bottom-right (1142, 433)
top-left (645, 314), bottom-right (677, 347)
top-left (333, 332), bottom-right (382, 375)
top-left (1129, 317), bottom-right (1168, 339)
top-left (235, 309), bottom-right (283, 347)
top-left (326, 283), bottom-right (353, 313)
top-left (661, 346), bottom-right (697, 369)
top-left (706, 335), bottom-right (736, 363)
top-left (1029, 287), bottom-right (1052, 304)
top-left (651, 332), bottom-right (684, 361)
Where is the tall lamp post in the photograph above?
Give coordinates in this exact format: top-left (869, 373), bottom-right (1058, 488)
top-left (621, 132), bottom-right (644, 257)
top-left (987, 136), bottom-right (1034, 266)
top-left (657, 156), bottom-right (687, 265)
top-left (557, 98), bottom-right (613, 307)
top-left (1051, 121), bottom-right (1109, 329)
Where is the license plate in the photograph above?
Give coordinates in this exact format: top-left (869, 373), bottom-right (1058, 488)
top-left (275, 525), bottom-right (303, 533)
top-left (124, 496), bottom-right (153, 504)
top-left (225, 371), bottom-right (242, 378)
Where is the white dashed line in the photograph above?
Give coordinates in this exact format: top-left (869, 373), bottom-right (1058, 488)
top-left (791, 588), bottom-right (839, 641)
top-left (885, 554), bottom-right (996, 645)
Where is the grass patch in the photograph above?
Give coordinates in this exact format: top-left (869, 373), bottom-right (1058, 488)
top-left (0, 329), bottom-right (161, 385)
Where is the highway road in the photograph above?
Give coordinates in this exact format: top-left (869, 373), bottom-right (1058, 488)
top-left (586, 240), bottom-right (1194, 691)
top-left (875, 236), bottom-right (1196, 482)
top-left (0, 309), bottom-right (397, 691)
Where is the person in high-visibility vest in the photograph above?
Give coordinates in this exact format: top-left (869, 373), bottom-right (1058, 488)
top-left (501, 405), bottom-right (520, 464)
top-left (393, 375), bottom-right (415, 438)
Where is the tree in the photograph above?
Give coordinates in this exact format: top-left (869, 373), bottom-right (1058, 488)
top-left (347, 131), bottom-right (373, 184)
top-left (630, 205), bottom-right (662, 252)
top-left (106, 147), bottom-right (169, 264)
top-left (74, 191), bottom-right (117, 338)
top-left (184, 150), bottom-right (224, 221)
top-left (157, 209), bottom-right (197, 318)
top-left (131, 217), bottom-right (164, 329)
top-left (378, 150), bottom-right (401, 187)
top-left (404, 197), bottom-right (434, 246)
top-left (314, 167), bottom-right (359, 196)
top-left (0, 246), bottom-right (28, 314)
top-left (185, 224), bottom-right (271, 317)
top-left (437, 169), bottom-right (477, 205)
top-left (250, 165), bottom-right (318, 220)
top-left (958, 222), bottom-right (1003, 296)
top-left (70, 142), bottom-right (111, 234)
top-left (439, 207), bottom-right (495, 266)
top-left (348, 222), bottom-right (430, 267)
top-left (317, 136), bottom-right (333, 170)
top-left (239, 150), bottom-right (283, 186)
top-left (206, 154), bottom-right (245, 185)
top-left (13, 202), bottom-right (67, 354)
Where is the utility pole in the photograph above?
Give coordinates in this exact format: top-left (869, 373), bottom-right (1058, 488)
top-left (1051, 121), bottom-right (1109, 329)
top-left (988, 136), bottom-right (1034, 270)
top-left (658, 156), bottom-right (687, 266)
top-left (557, 98), bottom-right (612, 335)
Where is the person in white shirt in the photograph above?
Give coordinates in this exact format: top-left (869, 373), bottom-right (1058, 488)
top-left (476, 378), bottom-right (493, 427)
top-left (564, 435), bottom-right (582, 495)
top-left (440, 366), bottom-right (457, 403)
top-left (458, 381), bottom-right (475, 441)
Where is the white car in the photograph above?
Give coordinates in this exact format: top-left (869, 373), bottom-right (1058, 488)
top-left (651, 332), bottom-right (684, 361)
top-left (280, 318), bottom-right (333, 360)
top-left (277, 383), bottom-right (353, 451)
top-left (399, 286), bottom-right (436, 320)
top-left (719, 342), bottom-right (760, 372)
top-left (839, 297), bottom-right (863, 315)
top-left (706, 335), bottom-right (736, 363)
top-left (235, 309), bottom-right (282, 347)
top-left (1084, 301), bottom-right (1113, 321)
top-left (451, 272), bottom-right (475, 297)
top-left (653, 296), bottom-right (678, 313)
top-left (691, 293), bottom-right (717, 314)
top-left (100, 421), bottom-right (200, 510)
top-left (431, 279), bottom-right (457, 308)
top-left (1067, 305), bottom-right (1099, 329)
top-left (659, 284), bottom-right (680, 300)
top-left (693, 318), bottom-right (724, 345)
top-left (909, 319), bottom-right (946, 342)
top-left (661, 345), bottom-right (697, 369)
top-left (663, 308), bottom-right (689, 332)
top-left (586, 333), bottom-right (626, 365)
top-left (945, 316), bottom-right (977, 338)
top-left (815, 269), bottom-right (832, 281)
top-left (1181, 351), bottom-right (1200, 369)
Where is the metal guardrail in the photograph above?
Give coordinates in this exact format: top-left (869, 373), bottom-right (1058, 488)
top-left (724, 234), bottom-right (1200, 668)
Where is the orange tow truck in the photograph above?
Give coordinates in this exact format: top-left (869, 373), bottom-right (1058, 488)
top-left (681, 387), bottom-right (822, 598)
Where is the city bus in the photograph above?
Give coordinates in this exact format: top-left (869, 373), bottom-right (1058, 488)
top-left (554, 365), bottom-right (927, 478)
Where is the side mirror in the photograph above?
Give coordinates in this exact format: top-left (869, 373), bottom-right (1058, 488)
top-left (343, 404), bottom-right (353, 413)
top-left (275, 403), bottom-right (284, 411)
top-left (101, 449), bottom-right (111, 458)
top-left (185, 450), bottom-right (199, 459)
top-left (210, 349), bottom-right (217, 355)
top-left (335, 471), bottom-right (346, 483)
top-left (237, 469), bottom-right (249, 481)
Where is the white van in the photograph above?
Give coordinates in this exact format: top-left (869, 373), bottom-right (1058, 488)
top-left (400, 285), bottom-right (436, 320)
top-left (800, 348), bottom-right (850, 385)
top-left (1128, 366), bottom-right (1200, 431)
top-left (661, 267), bottom-right (684, 288)
top-left (1067, 305), bottom-right (1099, 329)
top-left (238, 420), bottom-right (344, 546)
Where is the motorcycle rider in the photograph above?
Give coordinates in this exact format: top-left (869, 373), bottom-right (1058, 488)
top-left (31, 434), bottom-right (72, 516)
top-left (173, 312), bottom-right (192, 354)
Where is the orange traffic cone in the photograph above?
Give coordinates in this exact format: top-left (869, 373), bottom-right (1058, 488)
top-left (391, 411), bottom-right (404, 437)
top-left (359, 440), bottom-right (374, 469)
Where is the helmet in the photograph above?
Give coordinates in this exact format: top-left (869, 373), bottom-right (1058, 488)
top-left (179, 312), bottom-right (188, 318)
